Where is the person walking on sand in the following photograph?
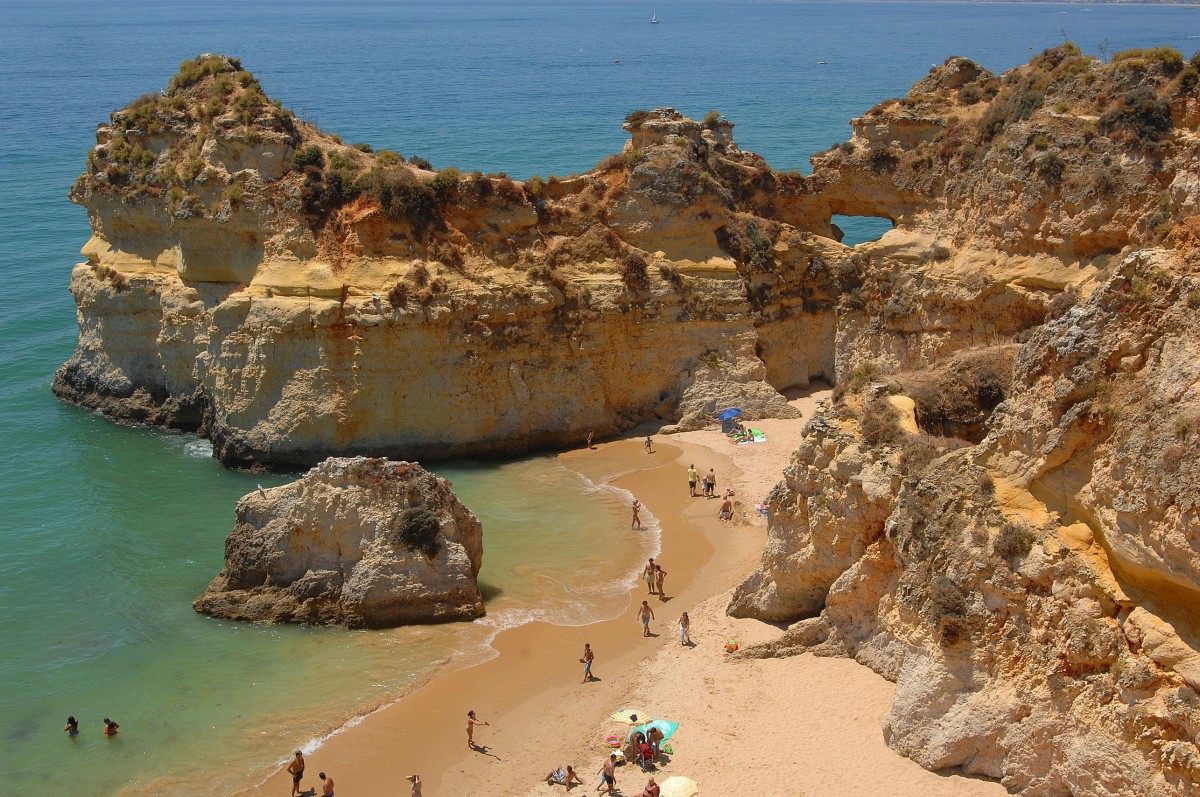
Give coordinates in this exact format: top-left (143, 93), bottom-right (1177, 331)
top-left (466, 709), bottom-right (489, 748)
top-left (319, 771), bottom-right (334, 797)
top-left (581, 643), bottom-right (596, 683)
top-left (655, 564), bottom-right (667, 600)
top-left (644, 436), bottom-right (654, 454)
top-left (286, 749), bottom-right (305, 796)
top-left (407, 774), bottom-right (422, 797)
top-left (638, 601), bottom-right (656, 637)
top-left (631, 499), bottom-right (642, 530)
top-left (679, 612), bottom-right (691, 646)
top-left (598, 753), bottom-right (618, 794)
top-left (687, 464), bottom-right (699, 497)
top-left (643, 558), bottom-right (657, 594)
top-left (704, 468), bottom-right (717, 497)
top-left (102, 718), bottom-right (119, 737)
top-left (64, 716), bottom-right (79, 737)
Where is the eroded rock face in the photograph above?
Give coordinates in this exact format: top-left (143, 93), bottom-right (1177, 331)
top-left (732, 250), bottom-right (1200, 795)
top-left (193, 457), bottom-right (484, 627)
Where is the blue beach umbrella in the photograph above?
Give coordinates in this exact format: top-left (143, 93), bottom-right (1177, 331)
top-left (718, 408), bottom-right (741, 421)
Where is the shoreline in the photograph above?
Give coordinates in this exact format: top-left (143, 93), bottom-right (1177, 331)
top-left (229, 424), bottom-right (762, 797)
top-left (227, 387), bottom-right (1008, 797)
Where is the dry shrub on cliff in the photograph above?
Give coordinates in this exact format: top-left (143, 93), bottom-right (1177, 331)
top-left (91, 264), bottom-right (128, 292)
top-left (386, 506), bottom-right (442, 558)
top-left (386, 282), bottom-right (409, 310)
top-left (994, 521), bottom-right (1036, 561)
top-left (859, 394), bottom-right (903, 447)
top-left (1099, 87), bottom-right (1173, 143)
top-left (658, 263), bottom-right (683, 289)
top-left (620, 249), bottom-right (649, 289)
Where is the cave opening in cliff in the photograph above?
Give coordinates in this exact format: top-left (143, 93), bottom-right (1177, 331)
top-left (830, 214), bottom-right (893, 247)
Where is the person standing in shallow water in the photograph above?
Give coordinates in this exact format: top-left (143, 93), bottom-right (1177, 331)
top-left (687, 464), bottom-right (699, 497)
top-left (631, 499), bottom-right (642, 530)
top-left (102, 718), bottom-right (119, 737)
top-left (64, 716), bottom-right (79, 737)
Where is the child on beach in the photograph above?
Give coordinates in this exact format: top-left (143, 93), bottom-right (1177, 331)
top-left (644, 436), bottom-right (654, 453)
top-left (581, 643), bottom-right (596, 683)
top-left (466, 710), bottom-right (490, 748)
top-left (679, 612), bottom-right (691, 646)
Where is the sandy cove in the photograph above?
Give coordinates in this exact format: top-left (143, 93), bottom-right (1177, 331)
top-left (240, 392), bottom-right (1006, 797)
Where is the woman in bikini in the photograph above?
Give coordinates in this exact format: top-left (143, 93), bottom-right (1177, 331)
top-left (466, 710), bottom-right (489, 748)
top-left (654, 565), bottom-right (667, 599)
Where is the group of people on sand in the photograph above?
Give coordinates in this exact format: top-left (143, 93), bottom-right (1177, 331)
top-left (284, 749), bottom-right (348, 797)
top-left (283, 748), bottom-right (419, 797)
top-left (63, 716), bottom-right (118, 738)
top-left (562, 753), bottom-right (660, 795)
top-left (686, 463), bottom-right (720, 499)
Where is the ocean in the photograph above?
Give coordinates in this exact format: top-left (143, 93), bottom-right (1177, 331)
top-left (0, 1), bottom-right (1195, 794)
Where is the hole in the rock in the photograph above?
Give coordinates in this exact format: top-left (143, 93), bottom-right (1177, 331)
top-left (831, 214), bottom-right (894, 247)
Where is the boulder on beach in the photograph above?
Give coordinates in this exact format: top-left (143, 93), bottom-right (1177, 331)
top-left (193, 457), bottom-right (484, 628)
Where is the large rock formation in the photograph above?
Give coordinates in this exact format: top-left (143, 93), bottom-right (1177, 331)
top-left (60, 46), bottom-right (1200, 793)
top-left (194, 457), bottom-right (484, 627)
top-left (730, 47), bottom-right (1200, 796)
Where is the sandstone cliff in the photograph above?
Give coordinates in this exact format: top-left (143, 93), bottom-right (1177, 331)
top-left (194, 457), bottom-right (484, 627)
top-left (730, 46), bottom-right (1200, 796)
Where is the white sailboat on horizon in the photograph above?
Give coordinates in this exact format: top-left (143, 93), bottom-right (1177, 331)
top-left (651, 11), bottom-right (659, 23)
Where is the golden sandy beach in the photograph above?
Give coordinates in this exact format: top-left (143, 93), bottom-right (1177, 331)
top-left (240, 391), bottom-right (1006, 797)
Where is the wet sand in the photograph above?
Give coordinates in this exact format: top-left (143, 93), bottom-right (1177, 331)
top-left (236, 392), bottom-right (1006, 797)
top-left (238, 433), bottom-right (754, 797)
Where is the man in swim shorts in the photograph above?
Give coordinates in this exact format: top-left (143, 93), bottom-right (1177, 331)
top-left (286, 750), bottom-right (305, 796)
top-left (319, 771), bottom-right (334, 797)
top-left (581, 643), bottom-right (595, 683)
top-left (598, 753), bottom-right (618, 794)
top-left (644, 558), bottom-right (656, 594)
top-left (638, 601), bottom-right (655, 637)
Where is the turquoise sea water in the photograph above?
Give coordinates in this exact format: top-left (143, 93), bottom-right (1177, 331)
top-left (1, 1), bottom-right (1196, 794)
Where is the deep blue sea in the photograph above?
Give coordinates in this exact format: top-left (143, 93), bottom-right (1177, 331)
top-left (1, 1), bottom-right (1196, 794)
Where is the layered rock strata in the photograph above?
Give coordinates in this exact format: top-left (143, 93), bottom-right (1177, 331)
top-left (194, 457), bottom-right (484, 627)
top-left (728, 44), bottom-right (1200, 797)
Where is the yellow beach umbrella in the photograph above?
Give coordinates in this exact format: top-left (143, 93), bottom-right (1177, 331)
top-left (658, 775), bottom-right (699, 797)
top-left (610, 709), bottom-right (650, 724)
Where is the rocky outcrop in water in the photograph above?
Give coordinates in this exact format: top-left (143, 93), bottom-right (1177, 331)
top-left (193, 457), bottom-right (484, 627)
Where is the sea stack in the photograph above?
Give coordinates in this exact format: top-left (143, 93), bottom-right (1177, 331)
top-left (194, 457), bottom-right (484, 628)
